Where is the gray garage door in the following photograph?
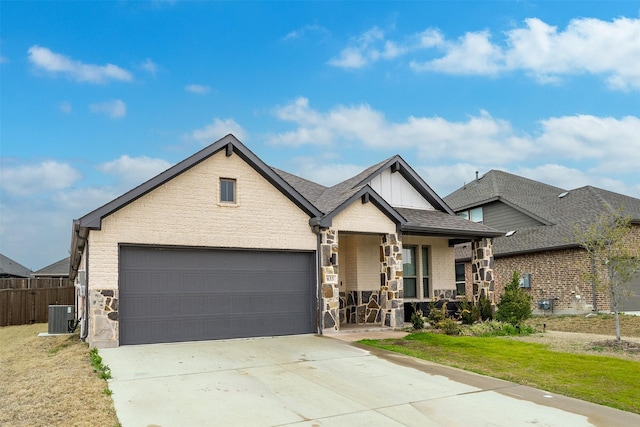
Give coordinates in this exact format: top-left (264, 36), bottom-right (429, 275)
top-left (619, 271), bottom-right (640, 312)
top-left (119, 246), bottom-right (316, 345)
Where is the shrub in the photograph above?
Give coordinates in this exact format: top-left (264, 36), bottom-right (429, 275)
top-left (427, 301), bottom-right (446, 325)
top-left (410, 303), bottom-right (426, 330)
top-left (479, 293), bottom-right (493, 321)
top-left (459, 320), bottom-right (537, 337)
top-left (459, 299), bottom-right (479, 325)
top-left (496, 272), bottom-right (533, 326)
top-left (437, 318), bottom-right (461, 335)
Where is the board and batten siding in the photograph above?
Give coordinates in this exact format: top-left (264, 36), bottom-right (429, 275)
top-left (86, 150), bottom-right (317, 290)
top-left (482, 201), bottom-right (544, 232)
top-left (368, 169), bottom-right (434, 210)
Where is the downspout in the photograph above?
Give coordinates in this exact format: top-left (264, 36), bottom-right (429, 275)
top-left (309, 217), bottom-right (323, 335)
top-left (81, 241), bottom-right (89, 341)
top-left (590, 254), bottom-right (597, 312)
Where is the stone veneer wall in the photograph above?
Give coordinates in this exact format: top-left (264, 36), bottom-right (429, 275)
top-left (340, 291), bottom-right (382, 325)
top-left (320, 229), bottom-right (340, 331)
top-left (89, 289), bottom-right (119, 347)
top-left (471, 238), bottom-right (495, 303)
top-left (324, 231), bottom-right (404, 330)
top-left (379, 233), bottom-right (404, 327)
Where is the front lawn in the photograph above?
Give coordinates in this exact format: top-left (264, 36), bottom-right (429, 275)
top-left (361, 332), bottom-right (640, 414)
top-left (0, 324), bottom-right (119, 427)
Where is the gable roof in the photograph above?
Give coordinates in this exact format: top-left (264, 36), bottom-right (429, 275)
top-left (0, 253), bottom-right (32, 278)
top-left (445, 170), bottom-right (640, 258)
top-left (32, 257), bottom-right (70, 277)
top-left (70, 135), bottom-right (502, 278)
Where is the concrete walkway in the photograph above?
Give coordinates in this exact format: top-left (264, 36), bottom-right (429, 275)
top-left (100, 334), bottom-right (640, 427)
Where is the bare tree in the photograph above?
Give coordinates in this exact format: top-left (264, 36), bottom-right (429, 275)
top-left (575, 210), bottom-right (640, 341)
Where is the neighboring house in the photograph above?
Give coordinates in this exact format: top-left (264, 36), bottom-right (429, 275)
top-left (69, 135), bottom-right (500, 348)
top-left (32, 257), bottom-right (70, 286)
top-left (0, 253), bottom-right (32, 278)
top-left (444, 170), bottom-right (640, 314)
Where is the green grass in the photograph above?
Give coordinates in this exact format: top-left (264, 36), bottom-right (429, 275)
top-left (361, 332), bottom-right (640, 414)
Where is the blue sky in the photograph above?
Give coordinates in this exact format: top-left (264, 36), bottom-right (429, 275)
top-left (1, 1), bottom-right (639, 270)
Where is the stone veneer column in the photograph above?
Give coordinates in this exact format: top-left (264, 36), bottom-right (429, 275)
top-left (89, 289), bottom-right (119, 347)
top-left (379, 233), bottom-right (404, 327)
top-left (320, 228), bottom-right (340, 332)
top-left (471, 238), bottom-right (495, 302)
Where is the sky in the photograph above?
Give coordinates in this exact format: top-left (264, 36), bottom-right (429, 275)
top-left (1, 1), bottom-right (639, 270)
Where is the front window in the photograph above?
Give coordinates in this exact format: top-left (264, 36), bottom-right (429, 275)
top-left (220, 178), bottom-right (236, 203)
top-left (422, 246), bottom-right (430, 298)
top-left (455, 263), bottom-right (466, 295)
top-left (402, 246), bottom-right (417, 298)
top-left (403, 245), bottom-right (431, 299)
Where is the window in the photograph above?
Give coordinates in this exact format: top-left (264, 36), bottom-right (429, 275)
top-left (403, 245), bottom-right (431, 299)
top-left (457, 207), bottom-right (483, 224)
top-left (220, 178), bottom-right (236, 203)
top-left (455, 263), bottom-right (466, 295)
top-left (402, 246), bottom-right (417, 298)
top-left (422, 246), bottom-right (430, 298)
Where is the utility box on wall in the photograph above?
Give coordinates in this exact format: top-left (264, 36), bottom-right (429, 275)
top-left (538, 300), bottom-right (551, 310)
top-left (48, 305), bottom-right (74, 334)
top-left (519, 273), bottom-right (531, 288)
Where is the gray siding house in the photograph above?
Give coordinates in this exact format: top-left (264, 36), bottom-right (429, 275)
top-left (445, 170), bottom-right (640, 314)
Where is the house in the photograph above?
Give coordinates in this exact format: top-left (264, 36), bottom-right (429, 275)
top-left (32, 257), bottom-right (71, 287)
top-left (0, 253), bottom-right (32, 278)
top-left (69, 135), bottom-right (501, 348)
top-left (444, 170), bottom-right (640, 314)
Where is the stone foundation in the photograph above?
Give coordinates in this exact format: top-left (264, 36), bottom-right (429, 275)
top-left (340, 291), bottom-right (382, 325)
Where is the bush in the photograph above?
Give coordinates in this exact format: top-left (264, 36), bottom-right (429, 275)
top-left (496, 272), bottom-right (533, 326)
top-left (479, 293), bottom-right (493, 321)
top-left (410, 303), bottom-right (426, 330)
top-left (459, 299), bottom-right (480, 325)
top-left (459, 320), bottom-right (537, 337)
top-left (437, 318), bottom-right (461, 335)
top-left (426, 301), bottom-right (446, 325)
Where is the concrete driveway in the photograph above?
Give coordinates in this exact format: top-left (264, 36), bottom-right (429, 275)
top-left (100, 334), bottom-right (640, 427)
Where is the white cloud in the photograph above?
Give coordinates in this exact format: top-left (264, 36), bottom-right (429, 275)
top-left (535, 115), bottom-right (640, 173)
top-left (268, 97), bottom-right (530, 163)
top-left (285, 157), bottom-right (367, 187)
top-left (411, 30), bottom-right (504, 75)
top-left (28, 45), bottom-right (132, 84)
top-left (185, 84), bottom-right (210, 94)
top-left (90, 99), bottom-right (127, 119)
top-left (267, 98), bottom-right (640, 198)
top-left (140, 58), bottom-right (158, 75)
top-left (185, 118), bottom-right (247, 145)
top-left (59, 101), bottom-right (72, 114)
top-left (98, 155), bottom-right (171, 188)
top-left (331, 17), bottom-right (640, 90)
top-left (0, 161), bottom-right (82, 196)
top-left (283, 24), bottom-right (330, 41)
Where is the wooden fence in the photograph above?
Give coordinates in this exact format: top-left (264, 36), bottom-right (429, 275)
top-left (0, 277), bottom-right (71, 290)
top-left (0, 286), bottom-right (75, 326)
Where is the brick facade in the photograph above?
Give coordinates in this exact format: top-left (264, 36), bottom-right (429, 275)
top-left (462, 225), bottom-right (640, 313)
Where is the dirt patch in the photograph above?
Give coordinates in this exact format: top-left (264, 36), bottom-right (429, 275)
top-left (0, 323), bottom-right (119, 427)
top-left (512, 313), bottom-right (640, 361)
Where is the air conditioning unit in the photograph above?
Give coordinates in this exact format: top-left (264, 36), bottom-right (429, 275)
top-left (48, 305), bottom-right (75, 334)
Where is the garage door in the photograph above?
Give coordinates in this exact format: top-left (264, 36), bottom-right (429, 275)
top-left (619, 271), bottom-right (640, 312)
top-left (119, 246), bottom-right (316, 345)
